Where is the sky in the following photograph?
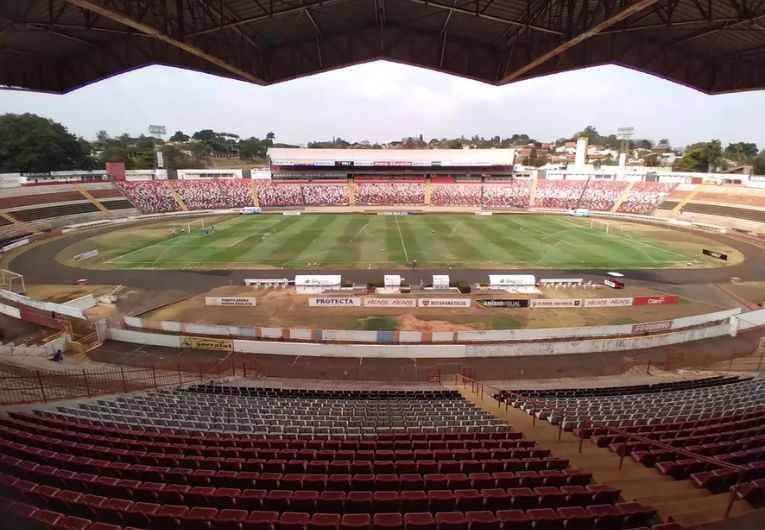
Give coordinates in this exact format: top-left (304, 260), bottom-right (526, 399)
top-left (1, 60), bottom-right (764, 149)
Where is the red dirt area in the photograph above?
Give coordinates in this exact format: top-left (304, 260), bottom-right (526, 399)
top-left (398, 314), bottom-right (466, 332)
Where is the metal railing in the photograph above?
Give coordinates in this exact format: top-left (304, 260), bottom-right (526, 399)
top-left (455, 373), bottom-right (755, 521)
top-left (0, 359), bottom-right (260, 405)
top-left (664, 350), bottom-right (764, 372)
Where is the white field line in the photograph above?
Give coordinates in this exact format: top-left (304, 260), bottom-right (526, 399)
top-left (394, 216), bottom-right (410, 263)
top-left (352, 220), bottom-right (370, 241)
top-left (107, 238), bottom-right (176, 264)
top-left (225, 218), bottom-right (283, 248)
top-left (556, 216), bottom-right (692, 260)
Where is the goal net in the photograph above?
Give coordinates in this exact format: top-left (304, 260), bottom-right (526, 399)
top-left (0, 269), bottom-right (25, 294)
top-left (590, 219), bottom-right (630, 238)
top-left (589, 219), bottom-right (611, 233)
top-left (186, 218), bottom-right (205, 234)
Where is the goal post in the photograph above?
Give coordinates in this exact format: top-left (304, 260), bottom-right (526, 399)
top-left (590, 219), bottom-right (630, 238)
top-left (186, 218), bottom-right (205, 234)
top-left (589, 219), bottom-right (610, 233)
top-left (0, 269), bottom-right (25, 294)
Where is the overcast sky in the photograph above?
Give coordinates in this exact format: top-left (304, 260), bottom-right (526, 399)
top-left (1, 60), bottom-right (764, 149)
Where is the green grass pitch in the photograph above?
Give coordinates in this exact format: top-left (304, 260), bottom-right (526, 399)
top-left (76, 213), bottom-right (711, 270)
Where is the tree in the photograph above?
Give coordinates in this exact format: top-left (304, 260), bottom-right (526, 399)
top-left (675, 140), bottom-right (723, 172)
top-left (658, 138), bottom-right (671, 149)
top-left (754, 149), bottom-right (765, 175)
top-left (239, 137), bottom-right (266, 160)
top-left (724, 142), bottom-right (758, 163)
top-left (265, 131), bottom-right (276, 146)
top-left (0, 113), bottom-right (95, 172)
top-left (643, 153), bottom-right (662, 167)
top-left (192, 129), bottom-right (216, 141)
top-left (170, 130), bottom-right (190, 142)
top-left (96, 130), bottom-right (109, 143)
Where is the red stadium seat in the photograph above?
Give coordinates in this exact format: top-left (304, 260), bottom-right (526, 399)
top-left (400, 491), bottom-right (428, 512)
top-left (347, 492), bottom-right (373, 513)
top-left (556, 507), bottom-right (594, 530)
top-left (341, 514), bottom-right (372, 530)
top-left (216, 509), bottom-right (249, 530)
top-left (404, 513), bottom-right (436, 530)
top-left (465, 511), bottom-right (499, 530)
top-left (495, 510), bottom-right (531, 530)
top-left (434, 512), bottom-right (467, 530)
top-left (318, 491), bottom-right (346, 513)
top-left (526, 508), bottom-right (563, 530)
top-left (374, 513), bottom-right (403, 530)
top-left (309, 513), bottom-right (341, 530)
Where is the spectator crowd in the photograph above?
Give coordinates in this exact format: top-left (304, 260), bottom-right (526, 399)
top-left (430, 184), bottom-right (482, 206)
top-left (116, 181), bottom-right (178, 213)
top-left (302, 183), bottom-right (349, 206)
top-left (482, 181), bottom-right (532, 208)
top-left (577, 181), bottom-right (627, 212)
top-left (174, 179), bottom-right (254, 210)
top-left (535, 180), bottom-right (587, 209)
top-left (116, 178), bottom-right (676, 214)
top-left (356, 182), bottom-right (425, 205)
top-left (257, 182), bottom-right (304, 207)
top-left (618, 182), bottom-right (676, 214)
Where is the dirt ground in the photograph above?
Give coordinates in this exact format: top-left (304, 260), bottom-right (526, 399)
top-left (24, 284), bottom-right (116, 303)
top-left (141, 284), bottom-right (725, 331)
top-left (726, 281), bottom-right (765, 306)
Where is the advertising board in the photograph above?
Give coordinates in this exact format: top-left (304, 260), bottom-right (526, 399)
top-left (417, 298), bottom-right (471, 308)
top-left (180, 336), bottom-right (234, 352)
top-left (631, 320), bottom-right (672, 334)
top-left (364, 298), bottom-right (416, 308)
top-left (205, 297), bottom-right (257, 307)
top-left (477, 299), bottom-right (529, 308)
top-left (583, 297), bottom-right (634, 307)
top-left (633, 295), bottom-right (680, 305)
top-left (530, 298), bottom-right (583, 308)
top-left (702, 249), bottom-right (728, 260)
top-left (73, 249), bottom-right (99, 262)
top-left (309, 298), bottom-right (362, 307)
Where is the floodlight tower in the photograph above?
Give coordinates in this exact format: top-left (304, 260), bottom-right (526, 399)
top-left (148, 124), bottom-right (166, 170)
top-left (617, 127), bottom-right (634, 167)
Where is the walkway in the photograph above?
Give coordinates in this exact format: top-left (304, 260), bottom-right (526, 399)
top-left (453, 383), bottom-right (754, 528)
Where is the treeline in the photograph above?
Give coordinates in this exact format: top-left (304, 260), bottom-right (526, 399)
top-left (1, 113), bottom-right (763, 174)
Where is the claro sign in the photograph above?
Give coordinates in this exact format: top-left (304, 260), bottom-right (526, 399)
top-left (633, 295), bottom-right (680, 305)
top-left (309, 297), bottom-right (362, 307)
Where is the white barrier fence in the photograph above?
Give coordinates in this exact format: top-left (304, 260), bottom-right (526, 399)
top-left (106, 319), bottom-right (740, 359)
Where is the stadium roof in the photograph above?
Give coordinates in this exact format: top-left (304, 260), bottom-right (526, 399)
top-left (268, 148), bottom-right (515, 166)
top-left (1, 0), bottom-right (763, 95)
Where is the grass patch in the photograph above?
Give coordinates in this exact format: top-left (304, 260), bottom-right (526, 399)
top-left (491, 315), bottom-right (524, 329)
top-left (610, 317), bottom-right (638, 325)
top-left (353, 316), bottom-right (397, 331)
top-left (59, 213), bottom-right (739, 270)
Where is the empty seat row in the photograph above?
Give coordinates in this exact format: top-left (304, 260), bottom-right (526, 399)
top-left (500, 376), bottom-right (742, 400)
top-left (0, 454), bottom-right (592, 491)
top-left (1, 474), bottom-right (621, 514)
top-left (4, 498), bottom-right (680, 530)
top-left (10, 411), bottom-right (523, 449)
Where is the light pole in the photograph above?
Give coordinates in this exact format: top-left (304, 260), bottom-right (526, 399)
top-left (148, 124), bottom-right (166, 174)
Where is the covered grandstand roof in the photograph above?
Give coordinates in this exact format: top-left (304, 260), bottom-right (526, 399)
top-left (267, 148), bottom-right (515, 167)
top-left (0, 0), bottom-right (763, 94)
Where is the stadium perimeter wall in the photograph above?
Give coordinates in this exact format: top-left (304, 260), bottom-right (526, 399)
top-left (120, 308), bottom-right (742, 344)
top-left (105, 307), bottom-right (765, 359)
top-left (107, 320), bottom-right (736, 358)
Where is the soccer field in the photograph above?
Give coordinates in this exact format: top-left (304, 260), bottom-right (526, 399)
top-left (67, 213), bottom-right (734, 270)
